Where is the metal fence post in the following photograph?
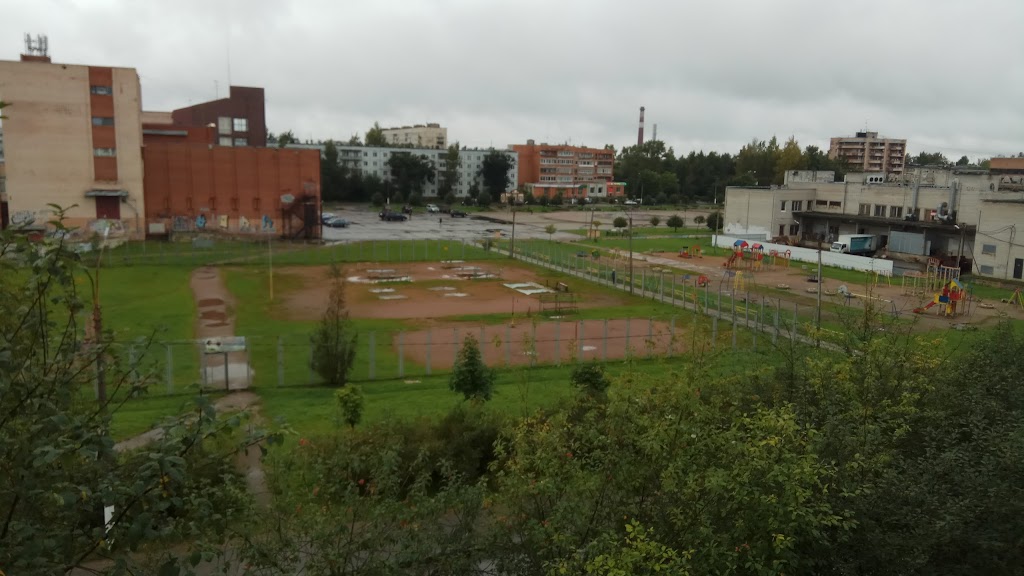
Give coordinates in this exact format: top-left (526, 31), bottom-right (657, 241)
top-left (732, 314), bottom-right (738, 350)
top-left (368, 331), bottom-right (377, 380)
top-left (308, 340), bottom-right (314, 386)
top-left (530, 323), bottom-right (537, 367)
top-left (745, 291), bottom-right (750, 327)
top-left (793, 302), bottom-right (798, 343)
top-left (642, 269), bottom-right (647, 296)
top-left (603, 318), bottom-right (609, 361)
top-left (670, 316), bottom-right (676, 356)
top-left (165, 344), bottom-right (173, 395)
top-left (555, 321), bottom-right (561, 365)
top-left (277, 336), bottom-right (284, 387)
top-left (625, 317), bottom-right (632, 355)
top-left (773, 302), bottom-right (780, 345)
top-left (425, 328), bottom-right (432, 375)
top-left (647, 317), bottom-right (654, 357)
top-left (712, 317), bottom-right (718, 350)
top-left (453, 328), bottom-right (459, 368)
top-left (578, 320), bottom-right (585, 362)
top-left (398, 331), bottom-right (405, 378)
top-left (505, 324), bottom-right (511, 366)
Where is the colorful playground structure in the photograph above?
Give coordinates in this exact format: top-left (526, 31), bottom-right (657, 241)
top-left (721, 240), bottom-right (791, 271)
top-left (914, 278), bottom-right (969, 317)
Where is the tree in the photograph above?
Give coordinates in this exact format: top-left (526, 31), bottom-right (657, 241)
top-left (0, 214), bottom-right (264, 574)
top-left (693, 215), bottom-right (706, 226)
top-left (955, 155), bottom-right (970, 166)
top-left (545, 224), bottom-right (557, 241)
top-left (334, 385), bottom-right (364, 429)
top-left (705, 211), bottom-right (723, 231)
top-left (613, 216), bottom-right (628, 229)
top-left (443, 191), bottom-right (457, 206)
top-left (365, 121), bottom-right (387, 147)
top-left (912, 151), bottom-right (949, 166)
top-left (666, 214), bottom-right (684, 232)
top-left (775, 135), bottom-right (806, 185)
top-left (467, 182), bottom-right (481, 204)
top-left (479, 149), bottom-right (514, 201)
top-left (476, 188), bottom-right (492, 208)
top-left (570, 362), bottom-right (610, 397)
top-left (448, 335), bottom-right (494, 401)
top-left (439, 142), bottom-right (461, 198)
top-left (321, 140), bottom-right (345, 201)
top-left (387, 152), bottom-right (435, 200)
top-left (276, 130), bottom-right (298, 148)
top-left (979, 158), bottom-right (991, 170)
top-left (346, 134), bottom-right (362, 146)
top-left (311, 266), bottom-right (358, 387)
top-left (370, 192), bottom-right (385, 207)
top-left (649, 216), bottom-right (660, 227)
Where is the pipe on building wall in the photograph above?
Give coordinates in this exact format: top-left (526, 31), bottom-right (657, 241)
top-left (949, 179), bottom-right (959, 220)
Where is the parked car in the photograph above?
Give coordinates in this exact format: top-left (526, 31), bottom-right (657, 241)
top-left (426, 204), bottom-right (440, 213)
top-left (379, 211), bottom-right (408, 222)
top-left (321, 212), bottom-right (337, 224)
top-left (450, 210), bottom-right (468, 218)
top-left (324, 217), bottom-right (349, 228)
top-left (624, 199), bottom-right (638, 206)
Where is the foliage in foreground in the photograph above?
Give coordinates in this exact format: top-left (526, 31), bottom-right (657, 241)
top-left (0, 218), bottom-right (276, 574)
top-left (311, 266), bottom-right (358, 387)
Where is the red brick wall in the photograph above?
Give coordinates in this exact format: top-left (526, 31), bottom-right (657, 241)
top-left (143, 143), bottom-right (319, 235)
top-left (170, 86), bottom-right (266, 146)
top-left (88, 67), bottom-right (118, 182)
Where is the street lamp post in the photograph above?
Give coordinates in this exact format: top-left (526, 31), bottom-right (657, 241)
top-left (509, 195), bottom-right (516, 259)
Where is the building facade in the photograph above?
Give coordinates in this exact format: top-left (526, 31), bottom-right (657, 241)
top-left (170, 86), bottom-right (266, 147)
top-left (0, 54), bottom-right (145, 236)
top-left (143, 135), bottom-right (321, 238)
top-left (828, 131), bottom-right (906, 176)
top-left (380, 124), bottom-right (447, 149)
top-left (722, 166), bottom-right (1024, 279)
top-left (293, 143), bottom-right (517, 198)
top-left (512, 141), bottom-right (615, 188)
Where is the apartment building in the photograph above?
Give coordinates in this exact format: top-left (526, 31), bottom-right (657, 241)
top-left (294, 143), bottom-right (517, 198)
top-left (511, 140), bottom-right (615, 189)
top-left (0, 51), bottom-right (145, 235)
top-left (828, 131), bottom-right (906, 176)
top-left (722, 166), bottom-right (1024, 279)
top-left (381, 123), bottom-right (447, 149)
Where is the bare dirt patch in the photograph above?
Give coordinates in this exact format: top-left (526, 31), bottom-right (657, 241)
top-left (277, 262), bottom-right (625, 321)
top-left (401, 318), bottom-right (682, 367)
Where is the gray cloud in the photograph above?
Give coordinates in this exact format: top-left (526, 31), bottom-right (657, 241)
top-left (3, 0), bottom-right (1022, 159)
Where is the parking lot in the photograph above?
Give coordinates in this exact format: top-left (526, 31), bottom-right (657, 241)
top-left (320, 206), bottom-right (578, 243)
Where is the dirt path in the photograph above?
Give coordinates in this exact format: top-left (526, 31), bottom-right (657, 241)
top-left (115, 268), bottom-right (270, 508)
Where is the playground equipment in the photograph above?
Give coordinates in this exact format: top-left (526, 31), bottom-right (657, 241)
top-left (1002, 287), bottom-right (1023, 311)
top-left (767, 249), bottom-right (792, 269)
top-left (720, 269), bottom-right (751, 293)
top-left (925, 258), bottom-right (961, 292)
top-left (902, 271), bottom-right (929, 297)
top-left (696, 274), bottom-right (710, 287)
top-left (678, 245), bottom-right (703, 259)
top-left (539, 292), bottom-right (579, 316)
top-left (914, 278), bottom-right (967, 317)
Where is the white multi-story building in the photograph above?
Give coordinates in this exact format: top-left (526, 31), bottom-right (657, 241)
top-left (381, 123), bottom-right (447, 149)
top-left (291, 143), bottom-right (517, 198)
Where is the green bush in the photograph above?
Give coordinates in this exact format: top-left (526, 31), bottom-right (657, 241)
top-left (449, 335), bottom-right (494, 401)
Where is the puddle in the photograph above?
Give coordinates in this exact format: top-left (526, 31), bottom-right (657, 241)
top-left (504, 282), bottom-right (554, 295)
top-left (369, 288), bottom-right (395, 294)
top-left (444, 293), bottom-right (469, 297)
top-left (378, 295), bottom-right (408, 300)
top-left (428, 286), bottom-right (456, 291)
top-left (581, 345), bottom-right (597, 352)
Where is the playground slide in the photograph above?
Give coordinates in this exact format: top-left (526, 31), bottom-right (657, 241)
top-left (913, 301), bottom-right (936, 314)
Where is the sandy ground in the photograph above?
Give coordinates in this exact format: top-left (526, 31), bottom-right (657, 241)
top-left (609, 249), bottom-right (1021, 328)
top-left (278, 262), bottom-right (626, 321)
top-left (401, 318), bottom-right (682, 368)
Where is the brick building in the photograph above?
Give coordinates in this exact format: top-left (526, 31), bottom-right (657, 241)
top-left (168, 86), bottom-right (266, 147)
top-left (0, 50), bottom-right (145, 236)
top-left (511, 140), bottom-right (615, 200)
top-left (828, 130), bottom-right (906, 176)
top-left (142, 128), bottom-right (321, 238)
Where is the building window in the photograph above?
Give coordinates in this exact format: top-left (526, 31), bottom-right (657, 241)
top-left (232, 118), bottom-right (248, 132)
top-left (859, 203), bottom-right (871, 215)
top-left (829, 201), bottom-right (841, 208)
top-left (93, 147), bottom-right (116, 157)
top-left (233, 137), bottom-right (248, 146)
top-left (889, 206), bottom-right (903, 218)
top-left (815, 200), bottom-right (827, 207)
top-left (979, 265), bottom-right (994, 275)
top-left (873, 205), bottom-right (886, 217)
top-left (217, 117), bottom-right (232, 135)
top-left (789, 224), bottom-right (800, 235)
top-left (91, 117), bottom-right (114, 126)
top-left (982, 244), bottom-right (997, 256)
top-left (791, 200), bottom-right (803, 211)
top-left (780, 200), bottom-right (787, 211)
top-left (90, 85), bottom-right (112, 95)
top-left (219, 137), bottom-right (233, 147)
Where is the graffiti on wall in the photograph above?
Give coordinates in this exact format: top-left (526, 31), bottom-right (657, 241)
top-left (239, 216), bottom-right (252, 232)
top-left (218, 215), bottom-right (229, 229)
top-left (11, 210), bottom-right (36, 226)
top-left (195, 214), bottom-right (207, 229)
top-left (172, 215), bottom-right (191, 231)
top-left (261, 215), bottom-right (274, 231)
top-left (86, 219), bottom-right (126, 236)
top-left (1000, 175), bottom-right (1024, 192)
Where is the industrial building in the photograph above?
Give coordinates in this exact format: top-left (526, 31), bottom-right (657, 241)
top-left (722, 166), bottom-right (1024, 280)
top-left (380, 123), bottom-right (447, 149)
top-left (0, 41), bottom-right (146, 236)
top-left (511, 141), bottom-right (615, 189)
top-left (164, 85), bottom-right (266, 147)
top-left (829, 130), bottom-right (907, 176)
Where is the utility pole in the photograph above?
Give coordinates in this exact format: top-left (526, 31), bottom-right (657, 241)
top-left (955, 223), bottom-right (966, 271)
top-left (815, 247), bottom-right (823, 333)
top-left (628, 212), bottom-right (634, 295)
top-left (268, 236), bottom-right (274, 301)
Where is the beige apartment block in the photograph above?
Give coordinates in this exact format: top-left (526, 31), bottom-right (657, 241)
top-left (0, 55), bottom-right (145, 237)
top-left (381, 123), bottom-right (447, 149)
top-left (829, 131), bottom-right (907, 176)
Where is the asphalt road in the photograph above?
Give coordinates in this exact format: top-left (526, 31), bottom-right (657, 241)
top-left (320, 207), bottom-right (578, 243)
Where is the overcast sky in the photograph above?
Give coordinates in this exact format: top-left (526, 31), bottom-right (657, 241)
top-left (3, 0), bottom-right (1022, 160)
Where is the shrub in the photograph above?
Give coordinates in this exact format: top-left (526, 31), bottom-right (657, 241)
top-left (613, 216), bottom-right (628, 229)
top-left (311, 266), bottom-right (358, 387)
top-left (649, 216), bottom-right (660, 227)
top-left (449, 335), bottom-right (495, 401)
top-left (334, 385), bottom-right (364, 429)
top-left (571, 363), bottom-right (611, 397)
top-left (706, 212), bottom-right (723, 231)
top-left (666, 214), bottom-right (684, 231)
top-left (370, 192), bottom-right (385, 207)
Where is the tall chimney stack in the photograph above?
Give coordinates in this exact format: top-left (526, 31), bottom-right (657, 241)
top-left (637, 107), bottom-right (645, 146)
top-left (652, 123), bottom-right (657, 142)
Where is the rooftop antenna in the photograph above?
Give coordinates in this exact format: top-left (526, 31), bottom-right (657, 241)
top-left (23, 33), bottom-right (49, 57)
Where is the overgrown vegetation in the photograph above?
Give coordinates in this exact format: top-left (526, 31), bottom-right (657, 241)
top-left (310, 265), bottom-right (358, 387)
top-left (448, 335), bottom-right (495, 401)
